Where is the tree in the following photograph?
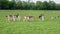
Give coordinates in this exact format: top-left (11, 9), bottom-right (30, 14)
top-left (0, 0), bottom-right (9, 9)
top-left (55, 4), bottom-right (60, 10)
top-left (16, 1), bottom-right (22, 9)
top-left (36, 1), bottom-right (43, 10)
top-left (0, 0), bottom-right (60, 10)
top-left (22, 1), bottom-right (28, 10)
top-left (48, 1), bottom-right (56, 10)
top-left (29, 2), bottom-right (36, 10)
top-left (10, 0), bottom-right (16, 9)
top-left (43, 1), bottom-right (49, 10)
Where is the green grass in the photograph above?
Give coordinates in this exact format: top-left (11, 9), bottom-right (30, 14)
top-left (0, 10), bottom-right (60, 34)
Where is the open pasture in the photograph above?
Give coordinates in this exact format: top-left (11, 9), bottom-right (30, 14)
top-left (0, 10), bottom-right (60, 34)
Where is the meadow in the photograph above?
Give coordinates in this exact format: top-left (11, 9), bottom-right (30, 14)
top-left (0, 10), bottom-right (60, 34)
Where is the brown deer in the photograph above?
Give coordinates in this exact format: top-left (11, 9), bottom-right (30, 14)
top-left (6, 14), bottom-right (15, 22)
top-left (23, 16), bottom-right (34, 21)
top-left (6, 14), bottom-right (20, 22)
top-left (14, 14), bottom-right (20, 21)
top-left (39, 14), bottom-right (45, 21)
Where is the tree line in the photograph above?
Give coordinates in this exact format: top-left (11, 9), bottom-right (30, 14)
top-left (0, 0), bottom-right (60, 10)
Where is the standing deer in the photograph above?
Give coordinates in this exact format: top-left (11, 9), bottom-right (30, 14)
top-left (23, 16), bottom-right (34, 21)
top-left (6, 14), bottom-right (15, 22)
top-left (14, 14), bottom-right (20, 21)
top-left (39, 14), bottom-right (45, 21)
top-left (6, 14), bottom-right (20, 22)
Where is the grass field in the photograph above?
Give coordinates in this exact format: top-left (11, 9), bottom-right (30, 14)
top-left (0, 10), bottom-right (60, 34)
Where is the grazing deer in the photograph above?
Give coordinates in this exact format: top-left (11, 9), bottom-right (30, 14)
top-left (50, 16), bottom-right (57, 20)
top-left (14, 14), bottom-right (20, 21)
top-left (6, 14), bottom-right (15, 22)
top-left (50, 16), bottom-right (54, 20)
top-left (6, 14), bottom-right (20, 22)
top-left (39, 14), bottom-right (45, 21)
top-left (50, 16), bottom-right (60, 20)
top-left (23, 16), bottom-right (34, 21)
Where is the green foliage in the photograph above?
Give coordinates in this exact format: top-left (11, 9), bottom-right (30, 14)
top-left (43, 1), bottom-right (49, 10)
top-left (0, 0), bottom-right (60, 10)
top-left (36, 1), bottom-right (43, 10)
top-left (48, 1), bottom-right (56, 10)
top-left (55, 4), bottom-right (60, 10)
